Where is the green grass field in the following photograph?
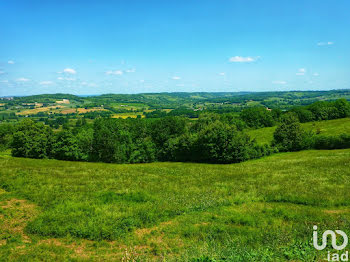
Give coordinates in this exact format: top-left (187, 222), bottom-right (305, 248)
top-left (1, 149), bottom-right (350, 261)
top-left (248, 117), bottom-right (350, 145)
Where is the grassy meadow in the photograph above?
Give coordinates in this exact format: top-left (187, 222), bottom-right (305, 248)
top-left (1, 149), bottom-right (350, 261)
top-left (248, 117), bottom-right (350, 145)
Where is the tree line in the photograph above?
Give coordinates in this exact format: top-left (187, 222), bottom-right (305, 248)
top-left (1, 98), bottom-right (350, 164)
top-left (8, 116), bottom-right (274, 164)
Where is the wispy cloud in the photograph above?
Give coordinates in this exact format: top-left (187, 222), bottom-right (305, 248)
top-left (272, 80), bottom-right (287, 85)
top-left (317, 41), bottom-right (334, 46)
top-left (125, 68), bottom-right (136, 73)
top-left (219, 72), bottom-right (225, 76)
top-left (81, 81), bottom-right (97, 87)
top-left (296, 68), bottom-right (306, 76)
top-left (57, 77), bottom-right (75, 81)
top-left (106, 70), bottom-right (123, 75)
top-left (313, 73), bottom-right (319, 76)
top-left (0, 71), bottom-right (4, 75)
top-left (16, 77), bottom-right (30, 82)
top-left (7, 60), bottom-right (14, 64)
top-left (63, 68), bottom-right (77, 74)
top-left (40, 81), bottom-right (54, 85)
top-left (172, 76), bottom-right (181, 80)
top-left (0, 80), bottom-right (8, 83)
top-left (229, 56), bottom-right (258, 62)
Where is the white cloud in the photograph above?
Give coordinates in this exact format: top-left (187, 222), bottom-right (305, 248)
top-left (313, 73), bottom-right (319, 76)
top-left (16, 77), bottom-right (30, 82)
top-left (229, 56), bottom-right (258, 62)
top-left (63, 68), bottom-right (77, 74)
top-left (8, 60), bottom-right (14, 64)
top-left (57, 77), bottom-right (64, 80)
top-left (125, 68), bottom-right (136, 73)
top-left (172, 76), bottom-right (181, 80)
top-left (40, 81), bottom-right (54, 85)
top-left (272, 80), bottom-right (287, 85)
top-left (317, 41), bottom-right (334, 46)
top-left (0, 80), bottom-right (8, 83)
top-left (139, 79), bottom-right (145, 83)
top-left (0, 71), bottom-right (4, 75)
top-left (219, 72), bottom-right (225, 76)
top-left (106, 70), bottom-right (123, 75)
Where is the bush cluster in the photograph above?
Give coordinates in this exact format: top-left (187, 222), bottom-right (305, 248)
top-left (290, 99), bottom-right (350, 122)
top-left (272, 112), bottom-right (350, 152)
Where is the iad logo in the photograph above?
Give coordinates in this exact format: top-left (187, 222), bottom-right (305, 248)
top-left (313, 225), bottom-right (349, 261)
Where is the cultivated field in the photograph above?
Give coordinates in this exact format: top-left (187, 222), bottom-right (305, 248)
top-left (1, 149), bottom-right (350, 261)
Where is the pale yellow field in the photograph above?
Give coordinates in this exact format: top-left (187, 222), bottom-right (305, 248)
top-left (56, 100), bottom-right (70, 104)
top-left (60, 108), bottom-right (77, 114)
top-left (76, 108), bottom-right (106, 114)
top-left (16, 106), bottom-right (65, 115)
top-left (112, 113), bottom-right (144, 119)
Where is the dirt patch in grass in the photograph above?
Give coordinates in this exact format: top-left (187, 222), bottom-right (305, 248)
top-left (0, 189), bottom-right (159, 260)
top-left (0, 195), bottom-right (38, 243)
top-left (38, 239), bottom-right (94, 259)
top-left (324, 209), bottom-right (349, 215)
top-left (134, 220), bottom-right (175, 238)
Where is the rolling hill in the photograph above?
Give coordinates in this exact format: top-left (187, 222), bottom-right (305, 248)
top-left (248, 117), bottom-right (350, 145)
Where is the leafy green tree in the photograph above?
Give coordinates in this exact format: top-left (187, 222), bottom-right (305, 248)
top-left (193, 121), bottom-right (255, 163)
top-left (272, 113), bottom-right (310, 152)
top-left (291, 108), bottom-right (315, 122)
top-left (150, 116), bottom-right (187, 160)
top-left (129, 137), bottom-right (157, 163)
top-left (52, 130), bottom-right (82, 161)
top-left (75, 127), bottom-right (93, 161)
top-left (91, 118), bottom-right (133, 163)
top-left (11, 119), bottom-right (53, 158)
top-left (0, 123), bottom-right (15, 151)
top-left (163, 132), bottom-right (197, 162)
top-left (240, 107), bottom-right (274, 128)
top-left (192, 113), bottom-right (220, 132)
top-left (334, 99), bottom-right (350, 118)
top-left (127, 119), bottom-right (156, 163)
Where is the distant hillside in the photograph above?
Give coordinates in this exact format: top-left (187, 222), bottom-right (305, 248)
top-left (248, 117), bottom-right (350, 145)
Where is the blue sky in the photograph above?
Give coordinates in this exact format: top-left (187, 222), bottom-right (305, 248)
top-left (1, 0), bottom-right (349, 96)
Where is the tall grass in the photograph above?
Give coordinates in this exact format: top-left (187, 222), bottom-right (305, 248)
top-left (1, 149), bottom-right (350, 260)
